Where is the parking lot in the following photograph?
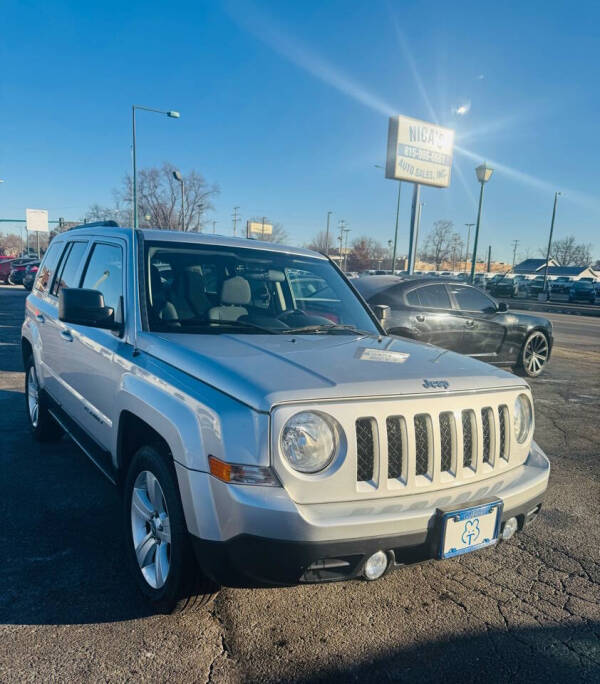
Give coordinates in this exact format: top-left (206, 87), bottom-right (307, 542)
top-left (0, 286), bottom-right (598, 683)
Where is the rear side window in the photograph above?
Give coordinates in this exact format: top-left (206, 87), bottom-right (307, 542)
top-left (81, 243), bottom-right (124, 314)
top-left (51, 241), bottom-right (88, 296)
top-left (449, 285), bottom-right (495, 312)
top-left (405, 289), bottom-right (421, 306)
top-left (417, 284), bottom-right (451, 309)
top-left (33, 242), bottom-right (64, 294)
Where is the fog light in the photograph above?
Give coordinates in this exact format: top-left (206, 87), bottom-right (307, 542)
top-left (363, 551), bottom-right (388, 580)
top-left (502, 517), bottom-right (518, 541)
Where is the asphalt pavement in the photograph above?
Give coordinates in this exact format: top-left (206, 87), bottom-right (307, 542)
top-left (1, 286), bottom-right (599, 683)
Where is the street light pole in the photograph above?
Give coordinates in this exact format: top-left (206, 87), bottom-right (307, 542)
top-left (542, 191), bottom-right (561, 296)
top-left (343, 228), bottom-right (351, 271)
top-left (470, 162), bottom-right (494, 283)
top-left (132, 105), bottom-right (180, 229)
top-left (325, 211), bottom-right (332, 255)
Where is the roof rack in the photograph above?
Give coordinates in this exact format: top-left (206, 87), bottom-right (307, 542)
top-left (68, 220), bottom-right (120, 230)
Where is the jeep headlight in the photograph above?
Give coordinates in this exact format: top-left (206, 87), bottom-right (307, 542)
top-left (513, 394), bottom-right (533, 444)
top-left (281, 411), bottom-right (340, 473)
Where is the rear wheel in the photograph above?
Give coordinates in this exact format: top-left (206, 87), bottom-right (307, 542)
top-left (516, 330), bottom-right (549, 377)
top-left (123, 445), bottom-right (219, 613)
top-left (24, 355), bottom-right (63, 441)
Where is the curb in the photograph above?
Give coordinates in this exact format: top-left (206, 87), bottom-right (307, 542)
top-left (497, 298), bottom-right (600, 318)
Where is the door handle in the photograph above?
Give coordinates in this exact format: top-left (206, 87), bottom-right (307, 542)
top-left (60, 330), bottom-right (73, 342)
top-left (36, 314), bottom-right (45, 323)
top-left (416, 314), bottom-right (425, 322)
top-left (465, 319), bottom-right (476, 327)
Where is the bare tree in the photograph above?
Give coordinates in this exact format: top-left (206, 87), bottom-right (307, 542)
top-left (421, 220), bottom-right (463, 269)
top-left (347, 236), bottom-right (386, 272)
top-left (307, 229), bottom-right (335, 253)
top-left (0, 233), bottom-right (25, 257)
top-left (542, 235), bottom-right (593, 267)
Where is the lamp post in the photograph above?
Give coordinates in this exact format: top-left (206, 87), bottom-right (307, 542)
top-left (132, 105), bottom-right (180, 229)
top-left (469, 162), bottom-right (494, 283)
top-left (463, 223), bottom-right (474, 273)
top-left (375, 165), bottom-right (402, 273)
top-left (542, 192), bottom-right (561, 296)
top-left (343, 228), bottom-right (351, 271)
top-left (172, 170), bottom-right (185, 230)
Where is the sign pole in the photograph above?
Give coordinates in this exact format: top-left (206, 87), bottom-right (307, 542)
top-left (407, 183), bottom-right (420, 275)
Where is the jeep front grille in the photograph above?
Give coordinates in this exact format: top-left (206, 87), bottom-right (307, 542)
top-left (354, 398), bottom-right (515, 489)
top-left (356, 418), bottom-right (375, 482)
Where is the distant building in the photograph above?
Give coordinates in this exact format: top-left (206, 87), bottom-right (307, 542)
top-left (512, 258), bottom-right (559, 274)
top-left (544, 265), bottom-right (599, 280)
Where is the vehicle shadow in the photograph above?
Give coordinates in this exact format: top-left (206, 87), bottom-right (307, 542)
top-left (0, 387), bottom-right (155, 625)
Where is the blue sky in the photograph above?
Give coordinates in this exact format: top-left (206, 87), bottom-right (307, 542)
top-left (1, 0), bottom-right (598, 263)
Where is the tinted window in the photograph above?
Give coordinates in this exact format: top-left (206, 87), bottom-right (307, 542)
top-left (51, 241), bottom-right (88, 296)
top-left (405, 289), bottom-right (421, 306)
top-left (450, 285), bottom-right (496, 312)
top-left (81, 243), bottom-right (124, 314)
top-left (33, 242), bottom-right (64, 293)
top-left (417, 284), bottom-right (451, 309)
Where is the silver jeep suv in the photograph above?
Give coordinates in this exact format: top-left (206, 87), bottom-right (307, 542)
top-left (22, 223), bottom-right (549, 612)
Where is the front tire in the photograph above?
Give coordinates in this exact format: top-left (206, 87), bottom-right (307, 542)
top-left (123, 445), bottom-right (219, 613)
top-left (24, 355), bottom-right (64, 441)
top-left (515, 330), bottom-right (550, 377)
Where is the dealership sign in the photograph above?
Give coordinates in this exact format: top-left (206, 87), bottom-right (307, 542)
top-left (385, 116), bottom-right (454, 188)
top-left (26, 208), bottom-right (49, 232)
top-left (247, 220), bottom-right (273, 238)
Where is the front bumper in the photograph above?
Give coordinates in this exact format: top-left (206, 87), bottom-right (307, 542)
top-left (179, 442), bottom-right (550, 587)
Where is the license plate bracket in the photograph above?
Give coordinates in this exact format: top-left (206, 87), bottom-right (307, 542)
top-left (438, 500), bottom-right (503, 560)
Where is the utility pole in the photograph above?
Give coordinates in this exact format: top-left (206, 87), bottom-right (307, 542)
top-left (464, 223), bottom-right (475, 273)
top-left (325, 211), bottom-right (332, 255)
top-left (543, 192), bottom-right (561, 296)
top-left (232, 206), bottom-right (240, 236)
top-left (511, 240), bottom-right (519, 269)
top-left (212, 220), bottom-right (218, 234)
top-left (261, 216), bottom-right (266, 240)
top-left (343, 228), bottom-right (351, 271)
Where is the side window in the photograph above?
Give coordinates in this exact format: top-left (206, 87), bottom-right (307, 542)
top-left (405, 289), bottom-right (421, 306)
top-left (418, 284), bottom-right (451, 309)
top-left (33, 242), bottom-right (64, 294)
top-left (51, 241), bottom-right (88, 297)
top-left (81, 243), bottom-right (124, 315)
top-left (450, 285), bottom-right (495, 312)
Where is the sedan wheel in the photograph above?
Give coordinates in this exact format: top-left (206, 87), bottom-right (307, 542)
top-left (521, 331), bottom-right (549, 377)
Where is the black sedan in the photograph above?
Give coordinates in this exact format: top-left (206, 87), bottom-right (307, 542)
top-left (353, 276), bottom-right (553, 377)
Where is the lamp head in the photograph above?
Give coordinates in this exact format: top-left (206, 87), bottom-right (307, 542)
top-left (167, 110), bottom-right (180, 118)
top-left (173, 170), bottom-right (183, 182)
top-left (476, 162), bottom-right (494, 184)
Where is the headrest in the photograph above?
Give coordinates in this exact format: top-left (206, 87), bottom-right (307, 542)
top-left (150, 265), bottom-right (165, 305)
top-left (221, 276), bottom-right (251, 305)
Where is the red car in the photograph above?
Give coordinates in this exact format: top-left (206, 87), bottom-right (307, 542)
top-left (0, 257), bottom-right (14, 284)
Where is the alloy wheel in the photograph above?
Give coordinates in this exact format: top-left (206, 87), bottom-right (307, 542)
top-left (27, 365), bottom-right (39, 428)
top-left (131, 470), bottom-right (172, 589)
top-left (523, 332), bottom-right (549, 376)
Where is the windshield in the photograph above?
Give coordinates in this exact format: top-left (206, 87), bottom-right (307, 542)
top-left (144, 241), bottom-right (379, 335)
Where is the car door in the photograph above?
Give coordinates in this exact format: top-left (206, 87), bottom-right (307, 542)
top-left (53, 239), bottom-right (127, 450)
top-left (388, 283), bottom-right (464, 351)
top-left (36, 239), bottom-right (90, 405)
top-left (447, 284), bottom-right (507, 358)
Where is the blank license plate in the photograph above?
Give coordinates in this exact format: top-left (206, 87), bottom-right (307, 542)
top-left (440, 502), bottom-right (502, 559)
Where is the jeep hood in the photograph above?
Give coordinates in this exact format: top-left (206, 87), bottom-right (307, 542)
top-left (139, 332), bottom-right (526, 412)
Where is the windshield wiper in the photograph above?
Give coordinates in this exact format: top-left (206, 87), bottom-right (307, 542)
top-left (181, 320), bottom-right (280, 335)
top-left (283, 323), bottom-right (370, 335)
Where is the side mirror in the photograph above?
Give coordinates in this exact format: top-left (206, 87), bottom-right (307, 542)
top-left (373, 304), bottom-right (391, 324)
top-left (497, 302), bottom-right (508, 312)
top-left (59, 288), bottom-right (121, 331)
